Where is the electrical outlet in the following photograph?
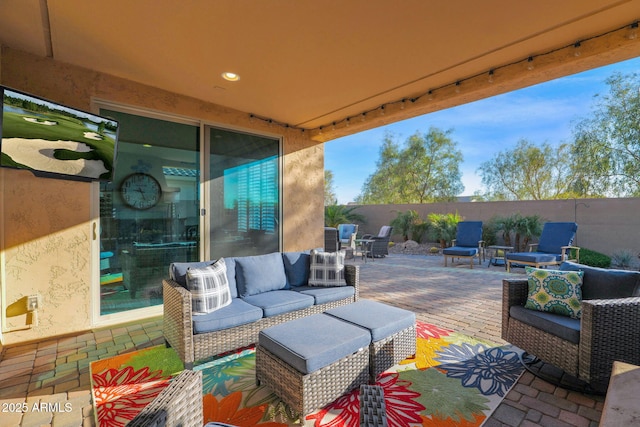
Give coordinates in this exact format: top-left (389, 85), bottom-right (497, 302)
top-left (27, 295), bottom-right (39, 311)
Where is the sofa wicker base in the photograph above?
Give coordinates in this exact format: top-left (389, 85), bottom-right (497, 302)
top-left (189, 295), bottom-right (354, 363)
top-left (255, 345), bottom-right (369, 417)
top-left (370, 325), bottom-right (417, 380)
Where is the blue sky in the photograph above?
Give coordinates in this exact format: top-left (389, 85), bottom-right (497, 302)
top-left (325, 56), bottom-right (640, 204)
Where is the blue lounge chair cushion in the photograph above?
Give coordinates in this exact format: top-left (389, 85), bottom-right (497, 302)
top-left (235, 252), bottom-right (287, 297)
top-left (510, 305), bottom-right (580, 344)
top-left (192, 298), bottom-right (263, 334)
top-left (294, 285), bottom-right (355, 305)
top-left (259, 313), bottom-right (371, 374)
top-left (536, 222), bottom-right (577, 254)
top-left (442, 246), bottom-right (478, 257)
top-left (325, 299), bottom-right (415, 342)
top-left (241, 290), bottom-right (314, 317)
top-left (281, 251), bottom-right (310, 288)
top-left (506, 252), bottom-right (560, 264)
top-left (559, 261), bottom-right (640, 299)
top-left (454, 221), bottom-right (483, 247)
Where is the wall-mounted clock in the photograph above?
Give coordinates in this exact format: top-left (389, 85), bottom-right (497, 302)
top-left (120, 173), bottom-right (162, 210)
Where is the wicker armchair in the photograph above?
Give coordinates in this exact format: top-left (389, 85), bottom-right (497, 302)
top-left (502, 261), bottom-right (640, 392)
top-left (127, 370), bottom-right (203, 427)
top-left (362, 226), bottom-right (393, 258)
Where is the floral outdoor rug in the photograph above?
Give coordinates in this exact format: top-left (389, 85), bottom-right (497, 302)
top-left (90, 321), bottom-right (524, 427)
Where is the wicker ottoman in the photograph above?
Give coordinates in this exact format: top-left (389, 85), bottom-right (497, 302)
top-left (256, 313), bottom-right (371, 416)
top-left (325, 299), bottom-right (416, 381)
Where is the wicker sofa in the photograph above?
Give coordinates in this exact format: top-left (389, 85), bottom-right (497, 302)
top-left (163, 251), bottom-right (359, 368)
top-left (502, 261), bottom-right (640, 392)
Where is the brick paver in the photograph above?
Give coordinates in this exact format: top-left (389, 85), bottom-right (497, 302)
top-left (0, 254), bottom-right (604, 426)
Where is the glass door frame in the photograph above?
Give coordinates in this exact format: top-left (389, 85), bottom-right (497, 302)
top-left (91, 100), bottom-right (203, 327)
top-left (90, 100), bottom-right (284, 327)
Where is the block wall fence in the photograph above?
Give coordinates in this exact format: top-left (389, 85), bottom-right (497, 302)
top-left (347, 198), bottom-right (640, 257)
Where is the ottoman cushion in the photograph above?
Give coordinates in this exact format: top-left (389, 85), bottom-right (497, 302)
top-left (259, 313), bottom-right (371, 374)
top-left (325, 299), bottom-right (415, 342)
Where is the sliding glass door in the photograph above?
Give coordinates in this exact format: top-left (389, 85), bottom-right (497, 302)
top-left (208, 127), bottom-right (280, 258)
top-left (98, 110), bottom-right (200, 316)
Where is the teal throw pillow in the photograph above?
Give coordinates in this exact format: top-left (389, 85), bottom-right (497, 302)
top-left (524, 266), bottom-right (584, 319)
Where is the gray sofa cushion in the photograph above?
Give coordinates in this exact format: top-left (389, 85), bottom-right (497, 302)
top-left (192, 298), bottom-right (263, 334)
top-left (294, 285), bottom-right (355, 305)
top-left (510, 305), bottom-right (580, 344)
top-left (281, 251), bottom-right (310, 288)
top-left (170, 257), bottom-right (239, 298)
top-left (259, 313), bottom-right (371, 374)
top-left (235, 252), bottom-right (287, 297)
top-left (241, 290), bottom-right (314, 317)
top-left (559, 261), bottom-right (640, 299)
top-left (325, 299), bottom-right (415, 342)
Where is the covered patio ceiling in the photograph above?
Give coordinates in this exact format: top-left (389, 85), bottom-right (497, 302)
top-left (1, 0), bottom-right (639, 142)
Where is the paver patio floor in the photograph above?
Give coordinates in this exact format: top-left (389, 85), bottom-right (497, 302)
top-left (0, 254), bottom-right (604, 427)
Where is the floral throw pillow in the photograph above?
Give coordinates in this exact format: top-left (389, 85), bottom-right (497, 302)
top-left (524, 266), bottom-right (584, 319)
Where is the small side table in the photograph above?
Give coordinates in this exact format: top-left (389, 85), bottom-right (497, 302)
top-left (356, 239), bottom-right (375, 263)
top-left (487, 245), bottom-right (514, 269)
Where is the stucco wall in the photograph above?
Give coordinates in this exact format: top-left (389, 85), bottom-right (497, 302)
top-left (0, 47), bottom-right (324, 345)
top-left (348, 198), bottom-right (640, 257)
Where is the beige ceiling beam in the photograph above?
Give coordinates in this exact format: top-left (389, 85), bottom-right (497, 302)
top-left (311, 23), bottom-right (640, 143)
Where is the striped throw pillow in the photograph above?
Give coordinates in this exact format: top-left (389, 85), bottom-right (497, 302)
top-left (308, 249), bottom-right (346, 287)
top-left (186, 258), bottom-right (232, 315)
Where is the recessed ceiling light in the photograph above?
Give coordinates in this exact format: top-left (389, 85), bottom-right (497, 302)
top-left (222, 72), bottom-right (240, 82)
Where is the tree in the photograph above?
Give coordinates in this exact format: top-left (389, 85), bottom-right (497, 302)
top-left (324, 170), bottom-right (337, 206)
top-left (477, 139), bottom-right (577, 200)
top-left (357, 129), bottom-right (464, 204)
top-left (570, 72), bottom-right (640, 197)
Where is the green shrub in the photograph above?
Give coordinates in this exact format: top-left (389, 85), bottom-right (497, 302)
top-left (578, 248), bottom-right (611, 268)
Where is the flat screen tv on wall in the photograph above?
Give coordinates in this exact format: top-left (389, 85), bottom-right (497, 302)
top-left (0, 86), bottom-right (119, 182)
